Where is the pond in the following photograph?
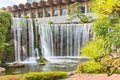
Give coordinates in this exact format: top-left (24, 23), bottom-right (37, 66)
top-left (1, 58), bottom-right (88, 75)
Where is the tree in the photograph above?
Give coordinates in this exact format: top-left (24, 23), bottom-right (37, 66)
top-left (80, 0), bottom-right (120, 76)
top-left (67, 2), bottom-right (93, 23)
top-left (0, 10), bottom-right (11, 62)
top-left (91, 0), bottom-right (120, 48)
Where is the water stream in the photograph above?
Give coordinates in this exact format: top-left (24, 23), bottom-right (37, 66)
top-left (12, 18), bottom-right (92, 63)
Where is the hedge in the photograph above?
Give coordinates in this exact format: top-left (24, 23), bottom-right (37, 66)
top-left (0, 71), bottom-right (68, 80)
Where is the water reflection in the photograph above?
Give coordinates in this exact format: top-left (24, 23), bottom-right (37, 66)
top-left (4, 58), bottom-right (88, 75)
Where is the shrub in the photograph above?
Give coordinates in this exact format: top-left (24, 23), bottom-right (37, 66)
top-left (25, 71), bottom-right (68, 80)
top-left (48, 21), bottom-right (54, 24)
top-left (24, 16), bottom-right (29, 18)
top-left (0, 71), bottom-right (68, 80)
top-left (37, 58), bottom-right (48, 64)
top-left (76, 60), bottom-right (102, 73)
top-left (67, 2), bottom-right (93, 23)
top-left (81, 38), bottom-right (107, 59)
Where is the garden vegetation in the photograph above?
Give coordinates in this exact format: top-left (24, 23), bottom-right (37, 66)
top-left (67, 2), bottom-right (93, 23)
top-left (77, 0), bottom-right (120, 76)
top-left (0, 10), bottom-right (12, 63)
top-left (0, 71), bottom-right (68, 80)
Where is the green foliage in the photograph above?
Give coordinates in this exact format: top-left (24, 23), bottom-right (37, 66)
top-left (81, 38), bottom-right (107, 58)
top-left (98, 56), bottom-right (120, 76)
top-left (0, 10), bottom-right (11, 62)
top-left (77, 58), bottom-right (120, 75)
top-left (100, 56), bottom-right (113, 68)
top-left (81, 0), bottom-right (120, 58)
top-left (90, 0), bottom-right (117, 15)
top-left (93, 14), bottom-right (120, 48)
top-left (67, 2), bottom-right (93, 23)
top-left (25, 71), bottom-right (68, 80)
top-left (0, 10), bottom-right (11, 46)
top-left (37, 58), bottom-right (48, 64)
top-left (0, 71), bottom-right (68, 80)
top-left (77, 60), bottom-right (102, 73)
top-left (48, 21), bottom-right (54, 24)
top-left (76, 0), bottom-right (120, 75)
top-left (24, 16), bottom-right (29, 18)
top-left (93, 15), bottom-right (110, 38)
top-left (91, 0), bottom-right (120, 48)
top-left (5, 44), bottom-right (15, 62)
top-left (79, 0), bottom-right (120, 75)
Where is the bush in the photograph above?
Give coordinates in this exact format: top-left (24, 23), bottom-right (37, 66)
top-left (81, 38), bottom-right (107, 59)
top-left (0, 71), bottom-right (68, 80)
top-left (25, 71), bottom-right (68, 80)
top-left (76, 60), bottom-right (102, 73)
top-left (37, 58), bottom-right (48, 64)
top-left (77, 58), bottom-right (120, 75)
top-left (48, 21), bottom-right (54, 24)
top-left (24, 16), bottom-right (29, 18)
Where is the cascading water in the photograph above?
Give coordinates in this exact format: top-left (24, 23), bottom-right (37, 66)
top-left (39, 24), bottom-right (92, 60)
top-left (12, 18), bottom-right (39, 63)
top-left (12, 18), bottom-right (92, 63)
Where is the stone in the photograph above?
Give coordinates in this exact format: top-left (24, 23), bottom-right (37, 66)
top-left (38, 62), bottom-right (46, 65)
top-left (117, 48), bottom-right (120, 53)
top-left (8, 63), bottom-right (25, 68)
top-left (68, 71), bottom-right (76, 76)
top-left (111, 45), bottom-right (117, 51)
top-left (0, 67), bottom-right (5, 73)
top-left (110, 53), bottom-right (118, 58)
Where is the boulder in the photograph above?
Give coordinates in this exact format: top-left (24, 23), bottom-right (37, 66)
top-left (0, 67), bottom-right (5, 73)
top-left (68, 71), bottom-right (76, 76)
top-left (117, 48), bottom-right (120, 53)
top-left (8, 63), bottom-right (25, 68)
top-left (111, 45), bottom-right (117, 51)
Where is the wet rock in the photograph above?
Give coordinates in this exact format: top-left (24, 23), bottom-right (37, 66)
top-left (0, 67), bottom-right (5, 73)
top-left (8, 63), bottom-right (25, 68)
top-left (38, 62), bottom-right (46, 65)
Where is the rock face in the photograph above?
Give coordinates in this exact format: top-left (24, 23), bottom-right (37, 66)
top-left (0, 67), bottom-right (5, 73)
top-left (8, 63), bottom-right (25, 68)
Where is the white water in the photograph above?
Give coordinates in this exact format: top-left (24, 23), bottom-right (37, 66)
top-left (39, 24), bottom-right (92, 60)
top-left (12, 18), bottom-right (92, 63)
top-left (12, 19), bottom-right (22, 62)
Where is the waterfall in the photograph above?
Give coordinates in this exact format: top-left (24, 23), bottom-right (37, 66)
top-left (12, 18), bottom-right (92, 63)
top-left (38, 24), bottom-right (92, 59)
top-left (12, 18), bottom-right (39, 63)
top-left (12, 18), bottom-right (23, 62)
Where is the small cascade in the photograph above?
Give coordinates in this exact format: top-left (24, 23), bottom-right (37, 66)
top-left (35, 48), bottom-right (40, 59)
top-left (28, 19), bottom-right (35, 61)
top-left (12, 18), bottom-right (92, 63)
